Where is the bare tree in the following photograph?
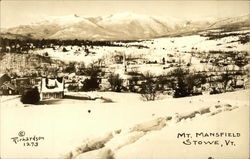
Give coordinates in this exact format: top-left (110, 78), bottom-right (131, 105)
top-left (108, 73), bottom-right (123, 92)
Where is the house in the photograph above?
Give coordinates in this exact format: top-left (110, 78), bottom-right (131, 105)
top-left (0, 82), bottom-right (18, 95)
top-left (40, 77), bottom-right (64, 100)
top-left (0, 74), bottom-right (18, 95)
top-left (0, 74), bottom-right (11, 86)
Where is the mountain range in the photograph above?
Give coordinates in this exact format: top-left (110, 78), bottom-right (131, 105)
top-left (1, 13), bottom-right (249, 40)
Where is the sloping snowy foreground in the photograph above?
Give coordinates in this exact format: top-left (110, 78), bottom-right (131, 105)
top-left (0, 90), bottom-right (249, 159)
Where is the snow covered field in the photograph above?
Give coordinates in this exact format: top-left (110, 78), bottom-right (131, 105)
top-left (31, 29), bottom-right (250, 76)
top-left (0, 90), bottom-right (249, 159)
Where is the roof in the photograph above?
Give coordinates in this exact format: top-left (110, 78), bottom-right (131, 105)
top-left (0, 74), bottom-right (11, 86)
top-left (41, 78), bottom-right (64, 93)
top-left (1, 82), bottom-right (16, 90)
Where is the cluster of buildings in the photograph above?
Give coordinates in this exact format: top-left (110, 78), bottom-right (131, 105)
top-left (0, 74), bottom-right (64, 100)
top-left (197, 51), bottom-right (249, 68)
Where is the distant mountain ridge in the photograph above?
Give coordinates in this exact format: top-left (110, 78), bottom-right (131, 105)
top-left (1, 13), bottom-right (250, 40)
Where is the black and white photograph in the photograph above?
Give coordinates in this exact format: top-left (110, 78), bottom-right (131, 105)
top-left (0, 0), bottom-right (249, 159)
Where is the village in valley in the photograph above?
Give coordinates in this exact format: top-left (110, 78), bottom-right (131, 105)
top-left (0, 27), bottom-right (249, 101)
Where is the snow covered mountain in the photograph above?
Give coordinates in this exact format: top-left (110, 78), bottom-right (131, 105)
top-left (2, 13), bottom-right (250, 40)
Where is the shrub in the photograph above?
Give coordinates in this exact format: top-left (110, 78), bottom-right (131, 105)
top-left (65, 62), bottom-right (76, 73)
top-left (238, 35), bottom-right (249, 44)
top-left (20, 87), bottom-right (40, 104)
top-left (140, 72), bottom-right (158, 101)
top-left (67, 84), bottom-right (79, 92)
top-left (81, 77), bottom-right (100, 91)
top-left (108, 73), bottom-right (123, 92)
top-left (167, 68), bottom-right (207, 98)
top-left (167, 68), bottom-right (189, 98)
top-left (173, 78), bottom-right (189, 98)
top-left (156, 75), bottom-right (171, 92)
top-left (185, 73), bottom-right (206, 94)
top-left (80, 63), bottom-right (102, 91)
top-left (84, 62), bottom-right (102, 76)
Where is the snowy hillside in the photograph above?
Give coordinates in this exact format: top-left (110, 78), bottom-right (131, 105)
top-left (0, 90), bottom-right (249, 159)
top-left (2, 13), bottom-right (249, 40)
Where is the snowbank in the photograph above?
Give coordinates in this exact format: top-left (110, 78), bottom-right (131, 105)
top-left (0, 90), bottom-right (249, 159)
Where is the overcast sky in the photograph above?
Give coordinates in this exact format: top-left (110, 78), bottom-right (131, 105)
top-left (1, 0), bottom-right (249, 28)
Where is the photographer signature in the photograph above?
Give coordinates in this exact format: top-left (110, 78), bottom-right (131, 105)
top-left (11, 131), bottom-right (45, 147)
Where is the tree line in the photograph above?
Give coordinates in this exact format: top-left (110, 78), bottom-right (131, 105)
top-left (0, 38), bottom-right (124, 53)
